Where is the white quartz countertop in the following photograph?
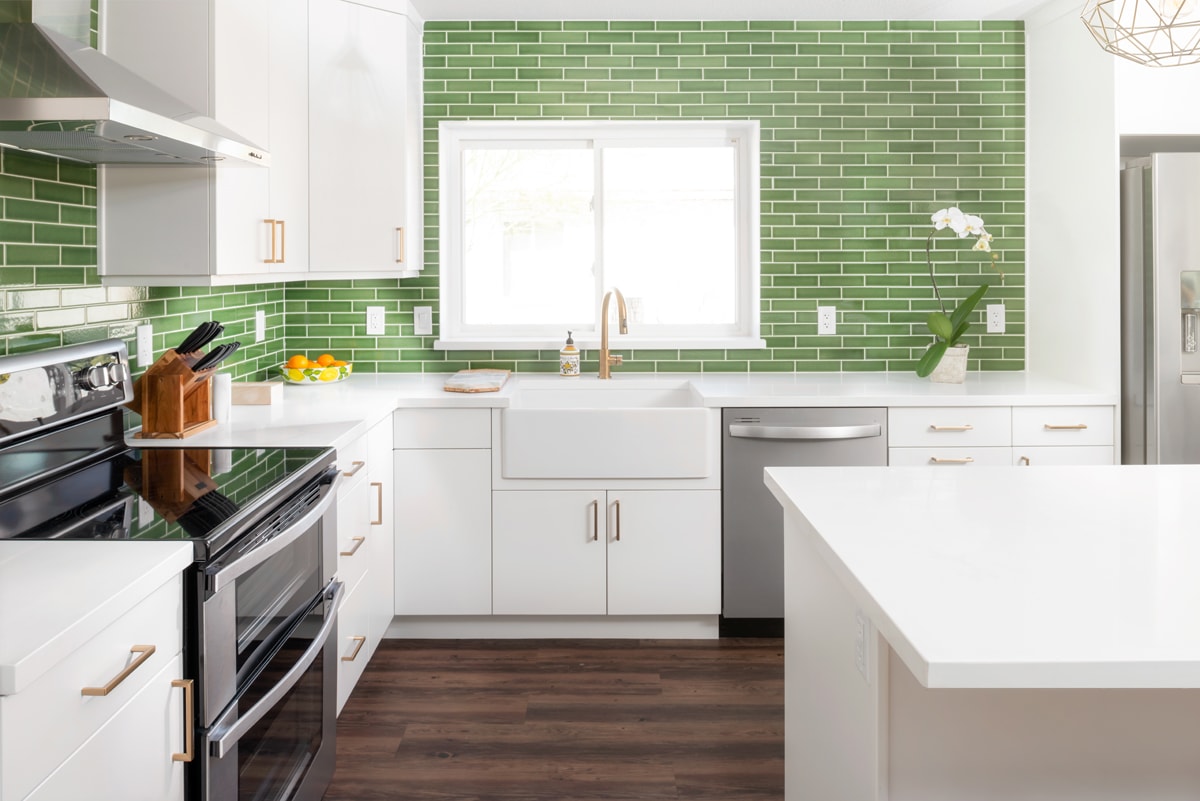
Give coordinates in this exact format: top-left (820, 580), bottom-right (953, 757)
top-left (0, 541), bottom-right (193, 695)
top-left (129, 372), bottom-right (1116, 449)
top-left (765, 465), bottom-right (1200, 690)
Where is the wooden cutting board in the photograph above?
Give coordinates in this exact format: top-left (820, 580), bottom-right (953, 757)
top-left (443, 368), bottom-right (511, 393)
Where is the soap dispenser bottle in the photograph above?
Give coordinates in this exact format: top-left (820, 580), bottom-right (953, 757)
top-left (559, 331), bottom-right (580, 376)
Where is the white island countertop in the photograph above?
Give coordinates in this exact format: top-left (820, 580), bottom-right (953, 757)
top-left (765, 465), bottom-right (1200, 689)
top-left (0, 541), bottom-right (193, 695)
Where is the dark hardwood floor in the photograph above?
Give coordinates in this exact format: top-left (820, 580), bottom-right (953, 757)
top-left (324, 638), bottom-right (784, 801)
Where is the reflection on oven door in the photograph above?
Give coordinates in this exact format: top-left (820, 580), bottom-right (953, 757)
top-left (204, 580), bottom-right (341, 801)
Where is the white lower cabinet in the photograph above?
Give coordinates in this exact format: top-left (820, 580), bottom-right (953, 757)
top-left (335, 577), bottom-right (371, 716)
top-left (492, 490), bottom-right (721, 616)
top-left (394, 448), bottom-right (493, 615)
top-left (888, 447), bottom-right (1013, 467)
top-left (26, 654), bottom-right (187, 801)
top-left (366, 416), bottom-right (395, 660)
top-left (1012, 446), bottom-right (1116, 466)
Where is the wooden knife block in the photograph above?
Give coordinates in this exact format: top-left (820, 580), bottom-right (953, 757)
top-left (126, 349), bottom-right (218, 439)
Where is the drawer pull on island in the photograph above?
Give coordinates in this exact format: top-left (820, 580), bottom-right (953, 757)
top-left (81, 644), bottom-right (157, 696)
top-left (1044, 423), bottom-right (1088, 430)
top-left (929, 456), bottom-right (974, 464)
top-left (1018, 456), bottom-right (1031, 466)
top-left (929, 424), bottom-right (974, 432)
top-left (171, 678), bottom-right (195, 762)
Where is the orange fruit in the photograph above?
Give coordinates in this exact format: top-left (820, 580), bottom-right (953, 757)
top-left (304, 358), bottom-right (321, 369)
top-left (286, 354), bottom-right (308, 369)
top-left (332, 359), bottom-right (347, 366)
top-left (316, 353), bottom-right (336, 367)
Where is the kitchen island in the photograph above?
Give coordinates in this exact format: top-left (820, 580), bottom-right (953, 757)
top-left (765, 465), bottom-right (1200, 801)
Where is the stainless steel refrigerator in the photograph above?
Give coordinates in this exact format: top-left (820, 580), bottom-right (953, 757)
top-left (1121, 153), bottom-right (1200, 464)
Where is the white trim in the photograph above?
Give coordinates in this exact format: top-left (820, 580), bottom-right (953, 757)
top-left (385, 615), bottom-right (720, 639)
top-left (438, 119), bottom-right (762, 348)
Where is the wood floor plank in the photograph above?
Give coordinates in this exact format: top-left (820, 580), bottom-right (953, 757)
top-left (325, 638), bottom-right (784, 801)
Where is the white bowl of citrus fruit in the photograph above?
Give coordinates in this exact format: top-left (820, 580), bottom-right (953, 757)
top-left (279, 353), bottom-right (353, 385)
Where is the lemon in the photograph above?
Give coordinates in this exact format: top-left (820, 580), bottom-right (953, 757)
top-left (319, 367), bottom-right (339, 382)
top-left (287, 368), bottom-right (305, 382)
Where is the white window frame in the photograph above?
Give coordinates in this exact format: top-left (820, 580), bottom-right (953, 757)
top-left (436, 119), bottom-right (762, 351)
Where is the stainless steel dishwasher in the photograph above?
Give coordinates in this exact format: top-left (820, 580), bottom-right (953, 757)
top-left (722, 407), bottom-right (887, 632)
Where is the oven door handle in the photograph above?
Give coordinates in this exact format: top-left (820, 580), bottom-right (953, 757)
top-left (206, 468), bottom-right (339, 593)
top-left (208, 579), bottom-right (344, 759)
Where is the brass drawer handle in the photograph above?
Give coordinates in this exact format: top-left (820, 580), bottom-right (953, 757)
top-left (614, 499), bottom-right (621, 542)
top-left (371, 481), bottom-right (383, 525)
top-left (342, 635), bottom-right (366, 662)
top-left (929, 456), bottom-right (974, 464)
top-left (396, 227), bottom-right (406, 264)
top-left (264, 219), bottom-right (278, 263)
top-left (340, 536), bottom-right (366, 557)
top-left (81, 644), bottom-right (156, 696)
top-left (1044, 423), bottom-right (1087, 430)
top-left (929, 424), bottom-right (974, 432)
top-left (1018, 455), bottom-right (1031, 466)
top-left (591, 499), bottom-right (599, 541)
top-left (342, 460), bottom-right (365, 478)
top-left (171, 678), bottom-right (194, 762)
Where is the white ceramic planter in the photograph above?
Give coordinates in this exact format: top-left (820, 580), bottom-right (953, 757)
top-left (929, 344), bottom-right (969, 384)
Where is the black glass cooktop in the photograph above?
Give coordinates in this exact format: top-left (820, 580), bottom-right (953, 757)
top-left (0, 443), bottom-right (333, 559)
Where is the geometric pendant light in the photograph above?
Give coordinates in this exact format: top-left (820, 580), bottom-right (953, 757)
top-left (1081, 0), bottom-right (1200, 66)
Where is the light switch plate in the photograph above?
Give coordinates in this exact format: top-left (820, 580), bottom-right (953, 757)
top-left (255, 309), bottom-right (266, 343)
top-left (365, 306), bottom-right (386, 336)
top-left (817, 306), bottom-right (836, 335)
top-left (986, 303), bottom-right (1006, 334)
top-left (136, 324), bottom-right (153, 367)
top-left (413, 306), bottom-right (433, 336)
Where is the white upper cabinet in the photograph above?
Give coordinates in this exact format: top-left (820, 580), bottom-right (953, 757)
top-left (308, 0), bottom-right (424, 276)
top-left (98, 0), bottom-right (423, 286)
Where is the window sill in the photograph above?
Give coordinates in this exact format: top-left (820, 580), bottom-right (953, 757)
top-left (434, 337), bottom-right (768, 352)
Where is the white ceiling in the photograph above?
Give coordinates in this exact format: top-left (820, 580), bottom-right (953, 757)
top-left (408, 0), bottom-right (1057, 21)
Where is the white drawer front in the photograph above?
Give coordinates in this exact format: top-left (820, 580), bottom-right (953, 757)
top-left (1013, 446), bottom-right (1115, 466)
top-left (336, 577), bottom-right (371, 716)
top-left (393, 408), bottom-right (491, 449)
top-left (336, 434), bottom-right (370, 499)
top-left (337, 475), bottom-right (371, 592)
top-left (889, 447), bottom-right (1013, 467)
top-left (1, 576), bottom-right (182, 801)
top-left (1012, 406), bottom-right (1115, 446)
top-left (888, 406), bottom-right (1011, 447)
top-left (25, 653), bottom-right (186, 801)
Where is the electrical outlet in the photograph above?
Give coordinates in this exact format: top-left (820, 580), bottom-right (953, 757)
top-left (255, 309), bottom-right (266, 343)
top-left (413, 306), bottom-right (433, 336)
top-left (365, 306), bottom-right (386, 336)
top-left (136, 324), bottom-right (153, 367)
top-left (986, 303), bottom-right (1006, 334)
top-left (817, 306), bottom-right (836, 335)
top-left (855, 609), bottom-right (871, 682)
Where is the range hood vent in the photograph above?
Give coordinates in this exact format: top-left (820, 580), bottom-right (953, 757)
top-left (0, 23), bottom-right (269, 166)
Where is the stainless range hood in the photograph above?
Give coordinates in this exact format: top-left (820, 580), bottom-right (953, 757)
top-left (0, 22), bottom-right (269, 166)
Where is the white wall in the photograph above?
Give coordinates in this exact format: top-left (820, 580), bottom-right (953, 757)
top-left (1025, 0), bottom-right (1120, 389)
top-left (1117, 60), bottom-right (1200, 134)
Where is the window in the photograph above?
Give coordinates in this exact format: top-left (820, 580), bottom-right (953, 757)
top-left (437, 120), bottom-right (761, 350)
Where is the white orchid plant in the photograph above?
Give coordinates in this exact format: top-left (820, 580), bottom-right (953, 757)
top-left (916, 206), bottom-right (1004, 378)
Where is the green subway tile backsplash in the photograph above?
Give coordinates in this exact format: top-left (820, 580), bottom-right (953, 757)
top-left (1, 19), bottom-right (1024, 377)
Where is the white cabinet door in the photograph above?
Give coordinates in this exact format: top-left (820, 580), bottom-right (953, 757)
top-left (309, 0), bottom-right (420, 274)
top-left (24, 654), bottom-right (186, 801)
top-left (366, 417), bottom-right (394, 655)
top-left (492, 490), bottom-right (607, 615)
top-left (395, 449), bottom-right (492, 615)
top-left (606, 490), bottom-right (721, 616)
top-left (266, 0), bottom-right (310, 271)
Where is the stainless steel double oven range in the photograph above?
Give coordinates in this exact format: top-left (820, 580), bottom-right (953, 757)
top-left (0, 340), bottom-right (343, 801)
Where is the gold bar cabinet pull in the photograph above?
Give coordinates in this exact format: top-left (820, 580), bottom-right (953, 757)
top-left (171, 678), bottom-right (194, 762)
top-left (277, 219), bottom-right (286, 263)
top-left (371, 481), bottom-right (383, 525)
top-left (81, 644), bottom-right (156, 696)
top-left (395, 227), bottom-right (406, 264)
top-left (340, 536), bottom-right (366, 557)
top-left (591, 499), bottom-right (599, 541)
top-left (929, 424), bottom-right (974, 432)
top-left (1044, 423), bottom-right (1088, 430)
top-left (929, 456), bottom-right (975, 464)
top-left (264, 219), bottom-right (279, 263)
top-left (342, 460), bottom-right (365, 478)
top-left (1018, 456), bottom-right (1031, 466)
top-left (614, 499), bottom-right (621, 541)
top-left (342, 635), bottom-right (366, 662)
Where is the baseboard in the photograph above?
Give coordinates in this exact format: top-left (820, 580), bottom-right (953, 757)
top-left (719, 616), bottom-right (784, 638)
top-left (384, 615), bottom-right (720, 639)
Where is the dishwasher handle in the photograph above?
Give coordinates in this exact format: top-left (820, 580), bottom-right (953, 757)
top-left (728, 423), bottom-right (882, 441)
